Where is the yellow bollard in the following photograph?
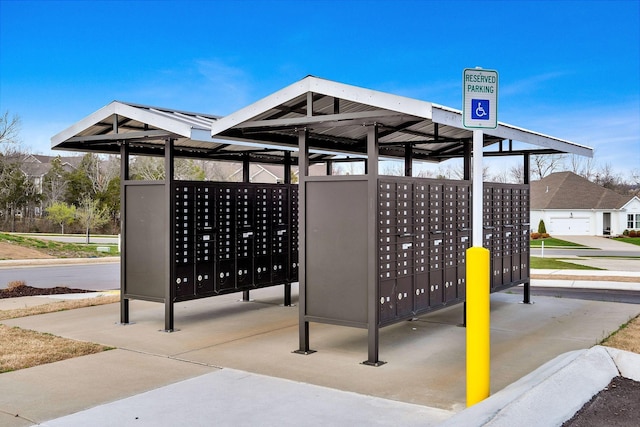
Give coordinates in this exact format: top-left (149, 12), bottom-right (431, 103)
top-left (466, 246), bottom-right (491, 407)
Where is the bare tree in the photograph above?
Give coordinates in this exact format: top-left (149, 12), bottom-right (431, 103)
top-left (531, 154), bottom-right (565, 180)
top-left (0, 111), bottom-right (21, 146)
top-left (192, 159), bottom-right (229, 181)
top-left (42, 156), bottom-right (68, 205)
top-left (490, 169), bottom-right (511, 183)
top-left (334, 160), bottom-right (365, 175)
top-left (380, 162), bottom-right (405, 176)
top-left (594, 163), bottom-right (624, 192)
top-left (130, 156), bottom-right (165, 180)
top-left (567, 154), bottom-right (597, 180)
top-left (76, 196), bottom-right (110, 244)
top-left (509, 164), bottom-right (525, 184)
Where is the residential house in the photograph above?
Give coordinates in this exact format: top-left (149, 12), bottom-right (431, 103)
top-left (19, 154), bottom-right (81, 215)
top-left (530, 171), bottom-right (640, 236)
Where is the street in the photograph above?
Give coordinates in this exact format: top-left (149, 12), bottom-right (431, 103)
top-left (0, 263), bottom-right (120, 291)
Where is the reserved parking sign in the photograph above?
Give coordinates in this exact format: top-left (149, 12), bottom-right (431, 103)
top-left (463, 68), bottom-right (498, 129)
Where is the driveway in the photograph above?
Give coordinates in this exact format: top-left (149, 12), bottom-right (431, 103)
top-left (536, 235), bottom-right (640, 272)
top-left (552, 235), bottom-right (640, 252)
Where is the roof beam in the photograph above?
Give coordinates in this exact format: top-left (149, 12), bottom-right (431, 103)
top-left (65, 129), bottom-right (173, 143)
top-left (265, 93), bottom-right (325, 119)
top-left (231, 109), bottom-right (407, 130)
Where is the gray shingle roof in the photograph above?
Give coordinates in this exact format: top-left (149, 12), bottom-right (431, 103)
top-left (531, 171), bottom-right (632, 210)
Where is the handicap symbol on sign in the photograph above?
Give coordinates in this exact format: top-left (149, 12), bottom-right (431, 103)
top-left (471, 99), bottom-right (490, 120)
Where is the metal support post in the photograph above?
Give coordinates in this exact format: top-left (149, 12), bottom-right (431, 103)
top-left (164, 138), bottom-right (176, 332)
top-left (119, 141), bottom-right (130, 325)
top-left (404, 143), bottom-right (412, 177)
top-left (294, 128), bottom-right (315, 355)
top-left (462, 139), bottom-right (471, 327)
top-left (522, 153), bottom-right (532, 304)
top-left (363, 124), bottom-right (385, 366)
top-left (283, 151), bottom-right (292, 307)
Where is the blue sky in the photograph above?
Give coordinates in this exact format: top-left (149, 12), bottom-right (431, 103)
top-left (1, 0), bottom-right (638, 178)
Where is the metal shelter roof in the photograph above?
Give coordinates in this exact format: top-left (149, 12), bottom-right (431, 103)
top-left (52, 76), bottom-right (593, 163)
top-left (51, 101), bottom-right (321, 164)
top-left (209, 76), bottom-right (593, 161)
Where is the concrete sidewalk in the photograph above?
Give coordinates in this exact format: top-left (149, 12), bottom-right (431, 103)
top-left (1, 281), bottom-right (639, 426)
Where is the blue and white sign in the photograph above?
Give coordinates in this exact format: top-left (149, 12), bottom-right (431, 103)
top-left (471, 99), bottom-right (490, 120)
top-left (463, 68), bottom-right (498, 129)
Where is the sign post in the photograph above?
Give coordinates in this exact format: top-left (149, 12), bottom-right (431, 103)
top-left (463, 67), bottom-right (498, 407)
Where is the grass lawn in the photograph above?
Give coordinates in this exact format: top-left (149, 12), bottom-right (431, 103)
top-left (0, 324), bottom-right (111, 373)
top-left (612, 237), bottom-right (640, 247)
top-left (0, 232), bottom-right (119, 257)
top-left (529, 237), bottom-right (589, 248)
top-left (530, 256), bottom-right (603, 270)
top-left (0, 295), bottom-right (118, 373)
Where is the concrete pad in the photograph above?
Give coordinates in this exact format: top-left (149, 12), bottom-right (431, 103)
top-left (41, 368), bottom-right (453, 427)
top-left (5, 289), bottom-right (637, 417)
top-left (440, 346), bottom-right (620, 427)
top-left (0, 349), bottom-right (215, 425)
top-left (0, 412), bottom-right (32, 427)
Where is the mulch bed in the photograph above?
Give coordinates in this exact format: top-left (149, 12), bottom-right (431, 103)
top-left (562, 376), bottom-right (640, 426)
top-left (0, 285), bottom-right (93, 299)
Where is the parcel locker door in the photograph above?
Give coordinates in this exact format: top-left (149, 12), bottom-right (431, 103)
top-left (456, 184), bottom-right (470, 299)
top-left (288, 185), bottom-right (299, 282)
top-left (235, 185), bottom-right (254, 289)
top-left (413, 239), bottom-right (429, 312)
top-left (195, 262), bottom-right (214, 294)
top-left (491, 253), bottom-right (502, 290)
top-left (456, 233), bottom-right (470, 299)
top-left (396, 276), bottom-right (413, 318)
top-left (396, 181), bottom-right (414, 317)
top-left (442, 183), bottom-right (457, 302)
top-left (428, 237), bottom-right (444, 308)
top-left (254, 186), bottom-right (271, 285)
top-left (520, 227), bottom-right (530, 280)
top-left (502, 228), bottom-right (513, 286)
top-left (413, 181), bottom-right (428, 311)
top-left (174, 184), bottom-right (195, 298)
top-left (195, 185), bottom-right (215, 295)
top-left (174, 265), bottom-right (195, 297)
top-left (379, 279), bottom-right (396, 324)
top-left (271, 186), bottom-right (289, 284)
top-left (215, 186), bottom-right (236, 292)
top-left (429, 269), bottom-right (444, 308)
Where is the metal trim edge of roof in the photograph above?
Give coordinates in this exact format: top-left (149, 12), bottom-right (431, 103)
top-left (431, 104), bottom-right (593, 157)
top-left (51, 101), bottom-right (215, 149)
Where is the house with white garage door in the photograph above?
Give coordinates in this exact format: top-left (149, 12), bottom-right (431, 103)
top-left (530, 171), bottom-right (640, 236)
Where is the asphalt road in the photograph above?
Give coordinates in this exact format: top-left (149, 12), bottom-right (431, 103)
top-left (0, 263), bottom-right (120, 291)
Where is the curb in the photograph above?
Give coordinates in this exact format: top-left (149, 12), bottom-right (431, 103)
top-left (440, 346), bottom-right (640, 427)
